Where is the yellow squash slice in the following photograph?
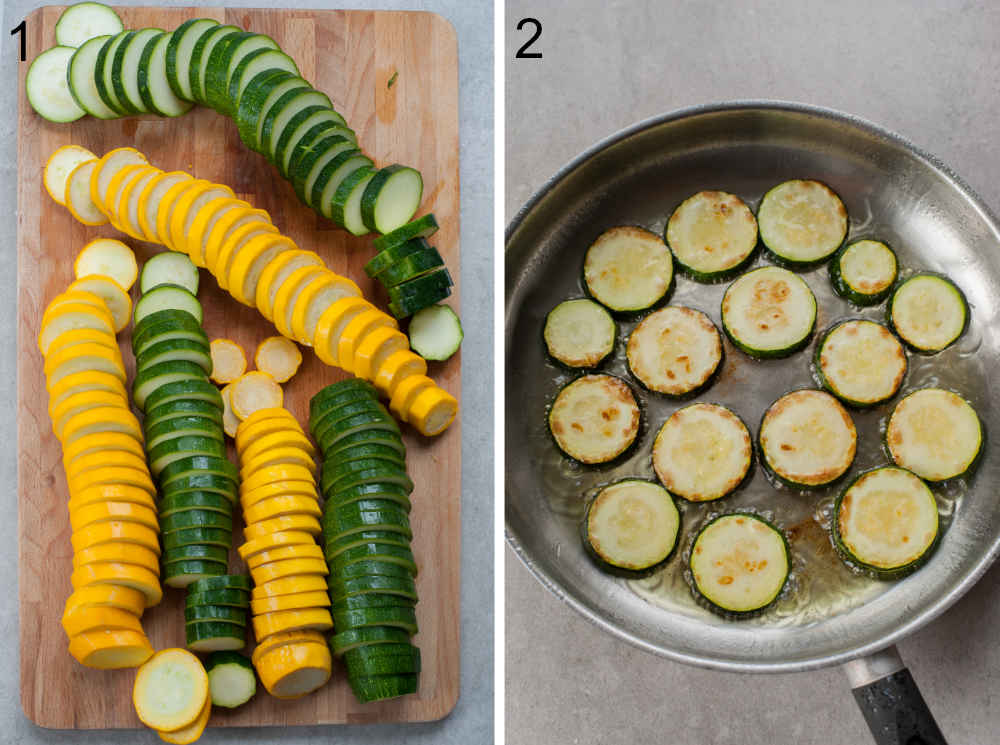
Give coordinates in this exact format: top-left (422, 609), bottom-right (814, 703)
top-left (51, 389), bottom-right (128, 438)
top-left (251, 608), bottom-right (332, 640)
top-left (212, 221), bottom-right (279, 290)
top-left (70, 562), bottom-right (163, 607)
top-left (136, 171), bottom-right (193, 243)
top-left (64, 447), bottom-right (149, 480)
top-left (390, 374), bottom-right (435, 420)
top-left (242, 514), bottom-right (322, 541)
top-left (116, 167), bottom-right (163, 240)
top-left (270, 265), bottom-right (327, 338)
top-left (312, 297), bottom-right (374, 366)
top-left (68, 628), bottom-right (153, 669)
top-left (71, 543), bottom-right (160, 573)
top-left (62, 584), bottom-right (146, 619)
top-left (240, 463), bottom-right (314, 494)
top-left (220, 383), bottom-right (240, 438)
top-left (61, 430), bottom-right (145, 465)
top-left (228, 233), bottom-right (296, 306)
top-left (250, 629), bottom-right (325, 663)
top-left (250, 590), bottom-right (330, 615)
top-left (44, 145), bottom-right (96, 206)
top-left (38, 303), bottom-right (116, 355)
top-left (237, 530), bottom-right (318, 560)
top-left (68, 483), bottom-right (157, 511)
top-left (291, 272), bottom-right (361, 345)
top-left (74, 238), bottom-right (138, 290)
top-left (240, 429), bottom-right (315, 465)
top-left (133, 649), bottom-right (209, 731)
top-left (245, 544), bottom-right (324, 570)
top-left (202, 207), bottom-right (270, 274)
top-left (69, 500), bottom-right (159, 532)
top-left (155, 178), bottom-right (209, 249)
top-left (254, 250), bottom-right (323, 320)
top-left (185, 197), bottom-right (249, 267)
top-left (249, 575), bottom-right (327, 600)
top-left (374, 350), bottom-right (427, 397)
top-left (156, 695), bottom-right (211, 744)
top-left (240, 481), bottom-right (319, 509)
top-left (239, 448), bottom-right (316, 481)
top-left (65, 159), bottom-right (109, 226)
top-left (352, 326), bottom-right (409, 381)
top-left (336, 309), bottom-right (396, 371)
top-left (61, 605), bottom-right (143, 637)
top-left (67, 276), bottom-right (132, 332)
top-left (90, 147), bottom-right (148, 211)
top-left (243, 496), bottom-right (322, 525)
top-left (254, 641), bottom-right (331, 699)
top-left (254, 336), bottom-right (302, 383)
top-left (71, 520), bottom-right (161, 555)
top-left (168, 183), bottom-right (235, 254)
top-left (248, 556), bottom-right (328, 585)
top-left (230, 372), bottom-right (283, 420)
top-left (208, 339), bottom-right (246, 384)
top-left (407, 386), bottom-right (460, 437)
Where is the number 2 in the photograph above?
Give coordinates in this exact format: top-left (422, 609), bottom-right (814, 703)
top-left (515, 18), bottom-right (542, 59)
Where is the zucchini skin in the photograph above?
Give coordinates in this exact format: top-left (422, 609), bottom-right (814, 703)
top-left (689, 512), bottom-right (790, 618)
top-left (828, 242), bottom-right (896, 306)
top-left (672, 246), bottom-right (758, 284)
top-left (579, 479), bottom-right (680, 578)
top-left (886, 272), bottom-right (969, 354)
top-left (813, 321), bottom-right (907, 408)
top-left (830, 467), bottom-right (940, 580)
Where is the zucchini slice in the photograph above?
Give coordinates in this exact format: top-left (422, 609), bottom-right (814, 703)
top-left (26, 46), bottom-right (85, 123)
top-left (757, 179), bottom-right (847, 265)
top-left (134, 284), bottom-right (203, 326)
top-left (888, 274), bottom-right (968, 353)
top-left (140, 251), bottom-right (200, 295)
top-left (652, 403), bottom-right (751, 502)
top-left (816, 320), bottom-right (906, 407)
top-left (829, 240), bottom-right (897, 305)
top-left (112, 27), bottom-right (163, 114)
top-left (166, 18), bottom-right (219, 101)
top-left (689, 513), bottom-right (790, 615)
top-left (832, 466), bottom-right (939, 579)
top-left (371, 214), bottom-right (440, 255)
top-left (408, 304), bottom-right (463, 362)
top-left (360, 165), bottom-right (423, 234)
top-left (626, 306), bottom-right (721, 395)
top-left (547, 374), bottom-right (640, 464)
top-left (886, 388), bottom-right (982, 481)
top-left (67, 36), bottom-right (118, 119)
top-left (759, 389), bottom-right (857, 487)
top-left (188, 23), bottom-right (241, 104)
top-left (55, 2), bottom-right (123, 48)
top-left (584, 480), bottom-right (679, 572)
top-left (721, 266), bottom-right (816, 358)
top-left (542, 299), bottom-right (614, 368)
top-left (583, 226), bottom-right (673, 312)
top-left (137, 31), bottom-right (194, 117)
top-left (206, 651), bottom-right (256, 707)
top-left (665, 190), bottom-right (758, 281)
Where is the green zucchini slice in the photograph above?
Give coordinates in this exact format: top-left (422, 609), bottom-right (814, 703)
top-left (186, 589), bottom-right (250, 609)
top-left (188, 23), bottom-right (241, 104)
top-left (227, 50), bottom-right (300, 115)
top-left (184, 604), bottom-right (248, 626)
top-left (365, 237), bottom-right (431, 279)
top-left (371, 214), bottom-right (439, 255)
top-left (162, 527), bottom-right (233, 551)
top-left (329, 592), bottom-right (416, 612)
top-left (133, 284), bottom-right (203, 326)
top-left (330, 626), bottom-right (411, 655)
top-left (888, 274), bottom-right (968, 353)
top-left (159, 492), bottom-right (233, 517)
top-left (757, 179), bottom-right (847, 265)
top-left (721, 266), bottom-right (816, 358)
top-left (407, 304), bottom-right (463, 361)
top-left (309, 380), bottom-right (379, 422)
top-left (132, 360), bottom-right (207, 410)
top-left (55, 2), bottom-right (123, 48)
top-left (886, 388), bottom-right (982, 481)
top-left (188, 575), bottom-right (252, 594)
top-left (583, 226), bottom-right (673, 312)
top-left (360, 165), bottom-right (423, 234)
top-left (140, 252), bottom-right (200, 295)
top-left (274, 108), bottom-right (353, 174)
top-left (759, 389), bottom-right (856, 487)
top-left (144, 415), bottom-right (224, 450)
top-left (161, 508), bottom-right (233, 534)
top-left (689, 513), bottom-right (790, 615)
top-left (348, 673), bottom-right (418, 703)
top-left (137, 31), bottom-right (194, 117)
top-left (626, 306), bottom-right (721, 395)
top-left (816, 320), bottom-right (906, 407)
top-left (67, 36), bottom-right (118, 119)
top-left (166, 18), bottom-right (219, 101)
top-left (387, 268), bottom-right (454, 319)
top-left (112, 28), bottom-right (163, 114)
top-left (652, 403), bottom-right (751, 502)
top-left (548, 374), bottom-right (639, 464)
top-left (829, 240), bottom-right (897, 305)
top-left (331, 165), bottom-right (377, 234)
top-left (164, 560), bottom-right (228, 588)
top-left (144, 379), bottom-right (223, 413)
top-left (206, 651), bottom-right (256, 707)
top-left (584, 480), bottom-right (679, 571)
top-left (832, 467), bottom-right (939, 579)
top-left (136, 338), bottom-right (212, 376)
top-left (186, 621), bottom-right (247, 652)
top-left (343, 643), bottom-right (420, 677)
top-left (377, 246), bottom-right (444, 288)
top-left (234, 69), bottom-right (297, 148)
top-left (167, 544), bottom-right (231, 566)
top-left (665, 190), bottom-right (758, 281)
top-left (542, 299), bottom-right (614, 368)
top-left (94, 31), bottom-right (130, 114)
top-left (331, 606), bottom-right (418, 635)
top-left (26, 46), bottom-right (86, 123)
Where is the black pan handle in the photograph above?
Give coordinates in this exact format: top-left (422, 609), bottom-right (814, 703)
top-left (843, 646), bottom-right (946, 745)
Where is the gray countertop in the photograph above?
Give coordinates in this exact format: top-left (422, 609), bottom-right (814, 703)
top-left (505, 1), bottom-right (1000, 743)
top-left (2, 0), bottom-right (493, 743)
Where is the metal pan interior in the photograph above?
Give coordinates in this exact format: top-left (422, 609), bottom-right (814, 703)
top-left (505, 102), bottom-right (1000, 672)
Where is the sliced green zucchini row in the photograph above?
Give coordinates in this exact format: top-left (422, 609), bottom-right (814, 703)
top-left (130, 255), bottom-right (239, 596)
top-left (585, 480), bottom-right (680, 573)
top-left (665, 190), bottom-right (758, 282)
top-left (815, 320), bottom-right (906, 407)
top-left (832, 467), bottom-right (939, 579)
top-left (758, 389), bottom-right (856, 487)
top-left (689, 513), bottom-right (790, 616)
top-left (310, 380), bottom-right (421, 703)
top-left (548, 374), bottom-right (640, 464)
top-left (30, 8), bottom-right (426, 237)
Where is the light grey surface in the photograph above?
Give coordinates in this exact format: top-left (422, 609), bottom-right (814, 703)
top-left (2, 1), bottom-right (493, 743)
top-left (506, 1), bottom-right (1000, 743)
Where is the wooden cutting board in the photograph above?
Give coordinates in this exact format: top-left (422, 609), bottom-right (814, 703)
top-left (16, 5), bottom-right (460, 729)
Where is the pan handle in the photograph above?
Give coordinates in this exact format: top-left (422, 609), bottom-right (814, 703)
top-left (843, 646), bottom-right (946, 745)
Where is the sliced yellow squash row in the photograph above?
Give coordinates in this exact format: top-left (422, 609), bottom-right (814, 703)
top-left (234, 408), bottom-right (332, 698)
top-left (39, 285), bottom-right (160, 669)
top-left (53, 146), bottom-right (456, 436)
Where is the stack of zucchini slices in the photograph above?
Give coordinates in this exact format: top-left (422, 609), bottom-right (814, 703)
top-left (364, 215), bottom-right (455, 319)
top-left (131, 255), bottom-right (239, 605)
top-left (29, 6), bottom-right (425, 237)
top-left (310, 380), bottom-right (422, 703)
top-left (185, 576), bottom-right (252, 654)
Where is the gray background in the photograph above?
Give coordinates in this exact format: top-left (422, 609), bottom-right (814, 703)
top-left (2, 0), bottom-right (493, 743)
top-left (506, 1), bottom-right (1000, 743)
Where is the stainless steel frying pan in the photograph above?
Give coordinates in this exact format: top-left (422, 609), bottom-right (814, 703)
top-left (505, 102), bottom-right (1000, 744)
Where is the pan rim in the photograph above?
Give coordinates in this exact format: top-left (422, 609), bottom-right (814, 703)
top-left (504, 99), bottom-right (1000, 673)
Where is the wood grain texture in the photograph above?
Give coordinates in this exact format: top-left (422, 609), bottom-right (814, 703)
top-left (17, 6), bottom-right (460, 729)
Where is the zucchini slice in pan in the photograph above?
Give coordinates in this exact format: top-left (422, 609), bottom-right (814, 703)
top-left (721, 266), bottom-right (816, 358)
top-left (689, 513), bottom-right (790, 616)
top-left (652, 403), bottom-right (751, 502)
top-left (665, 190), bottom-right (758, 281)
top-left (759, 389), bottom-right (856, 487)
top-left (886, 388), bottom-right (982, 481)
top-left (543, 299), bottom-right (615, 368)
top-left (832, 466), bottom-right (939, 579)
top-left (888, 273), bottom-right (968, 353)
top-left (583, 226), bottom-right (673, 312)
top-left (586, 481), bottom-right (681, 572)
top-left (548, 374), bottom-right (639, 464)
top-left (626, 306), bottom-right (721, 396)
top-left (816, 320), bottom-right (906, 407)
top-left (757, 179), bottom-right (847, 266)
top-left (829, 240), bottom-right (897, 305)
